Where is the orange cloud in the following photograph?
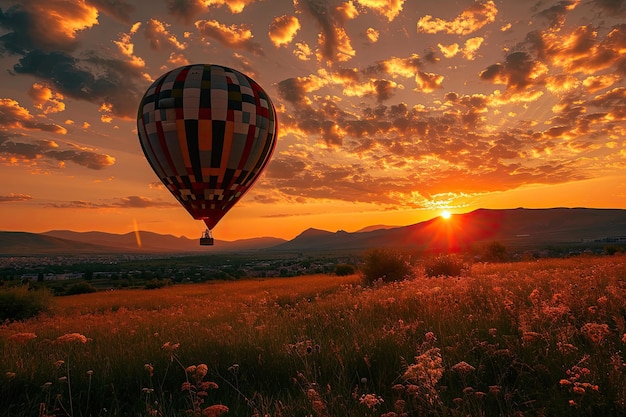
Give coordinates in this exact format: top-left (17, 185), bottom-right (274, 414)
top-left (355, 0), bottom-right (405, 22)
top-left (415, 71), bottom-right (444, 93)
top-left (28, 83), bottom-right (65, 114)
top-left (268, 15), bottom-right (301, 47)
top-left (293, 41), bottom-right (313, 61)
top-left (144, 19), bottom-right (186, 51)
top-left (417, 1), bottom-right (498, 35)
top-left (365, 27), bottom-right (379, 43)
top-left (317, 26), bottom-right (355, 63)
top-left (463, 37), bottom-right (483, 60)
top-left (25, 0), bottom-right (99, 50)
top-left (438, 43), bottom-right (459, 58)
top-left (202, 0), bottom-right (257, 13)
top-left (0, 98), bottom-right (66, 133)
top-left (0, 193), bottom-right (32, 203)
top-left (195, 19), bottom-right (262, 54)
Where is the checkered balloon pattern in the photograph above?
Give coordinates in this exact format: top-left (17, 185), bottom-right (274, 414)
top-left (137, 64), bottom-right (278, 229)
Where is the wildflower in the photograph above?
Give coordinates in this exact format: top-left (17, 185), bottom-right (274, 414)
top-left (425, 332), bottom-right (437, 343)
top-left (529, 289), bottom-right (540, 304)
top-left (202, 404), bottom-right (229, 417)
top-left (522, 331), bottom-right (543, 343)
top-left (54, 360), bottom-right (65, 368)
top-left (580, 323), bottom-right (610, 344)
top-left (6, 372), bottom-right (16, 379)
top-left (488, 385), bottom-right (501, 395)
top-left (181, 382), bottom-right (192, 391)
top-left (573, 386), bottom-right (586, 395)
top-left (144, 363), bottom-right (154, 377)
top-left (597, 296), bottom-right (607, 305)
top-left (451, 361), bottom-right (476, 375)
top-left (359, 393), bottom-right (384, 409)
top-left (622, 333), bottom-right (626, 344)
top-left (56, 333), bottom-right (88, 344)
top-left (161, 341), bottom-right (180, 351)
top-left (488, 328), bottom-right (497, 337)
top-left (8, 332), bottom-right (37, 344)
top-left (86, 370), bottom-right (94, 376)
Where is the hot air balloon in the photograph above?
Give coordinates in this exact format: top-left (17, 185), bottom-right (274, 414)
top-left (137, 64), bottom-right (278, 245)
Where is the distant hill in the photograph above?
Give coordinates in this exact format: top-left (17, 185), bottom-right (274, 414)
top-left (1, 208), bottom-right (625, 256)
top-left (0, 230), bottom-right (285, 255)
top-left (269, 208), bottom-right (626, 253)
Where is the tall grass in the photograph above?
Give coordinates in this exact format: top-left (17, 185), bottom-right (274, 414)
top-left (1, 256), bottom-right (625, 416)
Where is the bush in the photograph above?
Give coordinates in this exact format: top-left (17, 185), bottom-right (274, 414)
top-left (480, 241), bottom-right (509, 262)
top-left (423, 254), bottom-right (465, 277)
top-left (0, 286), bottom-right (52, 321)
top-left (360, 249), bottom-right (412, 284)
top-left (144, 278), bottom-right (172, 289)
top-left (65, 282), bottom-right (97, 295)
top-left (334, 264), bottom-right (356, 276)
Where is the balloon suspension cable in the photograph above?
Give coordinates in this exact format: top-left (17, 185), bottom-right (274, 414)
top-left (200, 228), bottom-right (214, 246)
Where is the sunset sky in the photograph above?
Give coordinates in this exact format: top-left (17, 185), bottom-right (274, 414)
top-left (1, 0), bottom-right (625, 241)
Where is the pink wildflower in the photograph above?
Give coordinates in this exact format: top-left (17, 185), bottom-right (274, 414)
top-left (55, 333), bottom-right (88, 344)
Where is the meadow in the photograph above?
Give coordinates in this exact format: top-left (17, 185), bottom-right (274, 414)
top-left (1, 255), bottom-right (625, 417)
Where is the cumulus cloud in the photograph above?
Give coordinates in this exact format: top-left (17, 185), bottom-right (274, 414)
top-left (12, 49), bottom-right (146, 119)
top-left (195, 19), bottom-right (263, 55)
top-left (480, 51), bottom-right (547, 91)
top-left (268, 15), bottom-right (301, 47)
top-left (417, 1), bottom-right (498, 35)
top-left (143, 19), bottom-right (186, 51)
top-left (28, 83), bottom-right (65, 114)
top-left (295, 0), bottom-right (356, 64)
top-left (355, 0), bottom-right (405, 21)
top-left (0, 1), bottom-right (98, 54)
top-left (0, 98), bottom-right (66, 133)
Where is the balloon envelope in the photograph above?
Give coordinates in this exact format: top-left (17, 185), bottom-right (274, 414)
top-left (137, 64), bottom-right (278, 229)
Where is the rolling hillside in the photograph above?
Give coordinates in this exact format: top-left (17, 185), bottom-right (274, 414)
top-left (1, 208), bottom-right (624, 255)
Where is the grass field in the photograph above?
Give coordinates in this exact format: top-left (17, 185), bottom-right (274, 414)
top-left (1, 255), bottom-right (626, 416)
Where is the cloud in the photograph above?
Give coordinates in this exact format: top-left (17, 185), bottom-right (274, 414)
top-left (195, 19), bottom-right (263, 55)
top-left (365, 27), bottom-right (379, 43)
top-left (46, 196), bottom-right (177, 209)
top-left (417, 0), bottom-right (498, 35)
top-left (479, 51), bottom-right (547, 91)
top-left (295, 0), bottom-right (355, 64)
top-left (415, 71), bottom-right (444, 93)
top-left (87, 0), bottom-right (136, 23)
top-left (0, 98), bottom-right (66, 133)
top-left (355, 0), bottom-right (405, 22)
top-left (27, 83), bottom-right (66, 114)
top-left (268, 15), bottom-right (301, 47)
top-left (0, 193), bottom-right (32, 203)
top-left (202, 0), bottom-right (257, 13)
top-left (0, 134), bottom-right (115, 170)
top-left (12, 49), bottom-right (145, 119)
top-left (143, 19), bottom-right (186, 51)
top-left (0, 0), bottom-right (98, 54)
top-left (534, 0), bottom-right (580, 28)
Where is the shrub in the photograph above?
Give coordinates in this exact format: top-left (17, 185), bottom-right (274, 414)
top-left (144, 278), bottom-right (172, 289)
top-left (360, 249), bottom-right (412, 284)
top-left (480, 241), bottom-right (509, 262)
top-left (423, 254), bottom-right (465, 277)
top-left (0, 286), bottom-right (52, 321)
top-left (334, 263), bottom-right (356, 276)
top-left (65, 282), bottom-right (98, 295)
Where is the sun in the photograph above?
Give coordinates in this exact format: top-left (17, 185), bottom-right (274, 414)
top-left (441, 210), bottom-right (451, 219)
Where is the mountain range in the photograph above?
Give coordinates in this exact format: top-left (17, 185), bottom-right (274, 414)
top-left (1, 208), bottom-right (625, 256)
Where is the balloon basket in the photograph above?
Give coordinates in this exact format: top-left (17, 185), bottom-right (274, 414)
top-left (200, 237), bottom-right (214, 246)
